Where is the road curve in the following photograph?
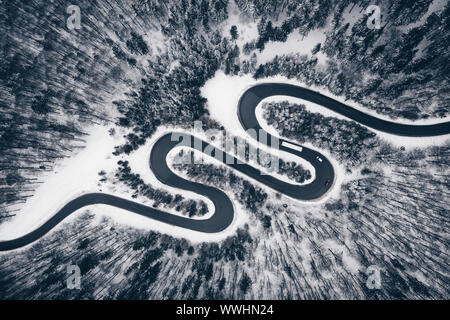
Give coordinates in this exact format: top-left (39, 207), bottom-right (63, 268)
top-left (240, 83), bottom-right (450, 137)
top-left (1, 83), bottom-right (449, 251)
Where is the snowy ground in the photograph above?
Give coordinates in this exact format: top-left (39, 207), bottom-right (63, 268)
top-left (0, 125), bottom-right (123, 242)
top-left (256, 28), bottom-right (329, 66)
top-left (221, 1), bottom-right (329, 66)
top-left (341, 3), bottom-right (366, 33)
top-left (221, 1), bottom-right (259, 51)
top-left (398, 0), bottom-right (448, 31)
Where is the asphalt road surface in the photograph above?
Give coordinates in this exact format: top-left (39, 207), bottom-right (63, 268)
top-left (1, 83), bottom-right (449, 251)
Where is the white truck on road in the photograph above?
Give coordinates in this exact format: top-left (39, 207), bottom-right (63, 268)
top-left (281, 141), bottom-right (303, 153)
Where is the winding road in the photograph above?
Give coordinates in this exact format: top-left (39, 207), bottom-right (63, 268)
top-left (1, 83), bottom-right (449, 251)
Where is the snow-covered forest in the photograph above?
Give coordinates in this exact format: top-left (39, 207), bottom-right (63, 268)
top-left (0, 0), bottom-right (448, 299)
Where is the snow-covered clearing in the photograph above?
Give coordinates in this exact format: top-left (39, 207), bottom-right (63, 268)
top-left (341, 3), bottom-right (366, 32)
top-left (0, 125), bottom-right (124, 242)
top-left (256, 28), bottom-right (329, 66)
top-left (221, 1), bottom-right (258, 51)
top-left (220, 1), bottom-right (329, 65)
top-left (398, 0), bottom-right (448, 31)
